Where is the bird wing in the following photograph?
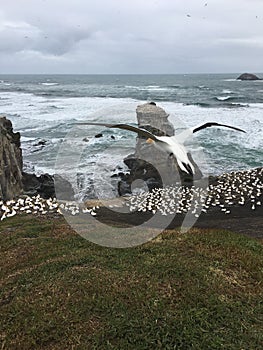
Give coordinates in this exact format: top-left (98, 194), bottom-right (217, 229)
top-left (192, 122), bottom-right (246, 133)
top-left (74, 122), bottom-right (159, 140)
top-left (75, 123), bottom-right (194, 174)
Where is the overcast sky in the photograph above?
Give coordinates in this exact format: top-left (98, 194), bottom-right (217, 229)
top-left (0, 0), bottom-right (263, 74)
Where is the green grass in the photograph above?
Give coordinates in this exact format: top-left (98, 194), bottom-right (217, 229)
top-left (0, 215), bottom-right (263, 349)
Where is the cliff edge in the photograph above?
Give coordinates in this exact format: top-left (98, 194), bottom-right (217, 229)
top-left (0, 116), bottom-right (23, 200)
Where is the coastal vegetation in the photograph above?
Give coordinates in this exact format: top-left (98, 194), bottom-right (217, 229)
top-left (1, 214), bottom-right (262, 349)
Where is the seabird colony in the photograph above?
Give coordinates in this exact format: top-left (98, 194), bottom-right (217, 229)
top-left (0, 168), bottom-right (262, 221)
top-left (1, 121), bottom-right (249, 221)
top-left (126, 168), bottom-right (262, 216)
top-left (0, 196), bottom-right (98, 221)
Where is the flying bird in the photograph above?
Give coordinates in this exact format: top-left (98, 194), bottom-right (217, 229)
top-left (74, 122), bottom-right (245, 175)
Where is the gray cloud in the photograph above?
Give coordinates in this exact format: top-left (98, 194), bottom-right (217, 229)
top-left (0, 0), bottom-right (263, 73)
top-left (0, 18), bottom-right (94, 56)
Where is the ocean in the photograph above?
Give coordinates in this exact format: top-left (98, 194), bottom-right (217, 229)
top-left (0, 74), bottom-right (262, 199)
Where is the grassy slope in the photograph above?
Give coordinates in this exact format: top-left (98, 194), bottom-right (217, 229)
top-left (0, 215), bottom-right (262, 350)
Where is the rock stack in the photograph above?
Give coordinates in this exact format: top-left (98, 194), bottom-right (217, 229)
top-left (0, 116), bottom-right (23, 200)
top-left (118, 103), bottom-right (202, 196)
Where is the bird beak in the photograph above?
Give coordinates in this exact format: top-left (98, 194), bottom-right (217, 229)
top-left (146, 138), bottom-right (154, 144)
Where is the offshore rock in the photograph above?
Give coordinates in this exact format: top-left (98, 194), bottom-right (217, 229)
top-left (0, 116), bottom-right (23, 200)
top-left (237, 73), bottom-right (261, 80)
top-left (118, 103), bottom-right (202, 196)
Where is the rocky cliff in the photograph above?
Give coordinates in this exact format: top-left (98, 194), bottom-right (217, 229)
top-left (0, 116), bottom-right (23, 200)
top-left (0, 116), bottom-right (74, 201)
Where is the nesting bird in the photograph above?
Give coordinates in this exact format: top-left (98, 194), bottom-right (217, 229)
top-left (0, 169), bottom-right (262, 222)
top-left (0, 195), bottom-right (98, 221)
top-left (125, 168), bottom-right (263, 216)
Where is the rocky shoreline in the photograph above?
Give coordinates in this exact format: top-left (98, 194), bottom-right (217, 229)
top-left (1, 167), bottom-right (261, 238)
top-left (0, 110), bottom-right (262, 238)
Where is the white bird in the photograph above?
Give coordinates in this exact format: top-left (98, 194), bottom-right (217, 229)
top-left (75, 122), bottom-right (245, 175)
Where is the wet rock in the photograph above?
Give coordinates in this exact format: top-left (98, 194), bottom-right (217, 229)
top-left (95, 133), bottom-right (103, 138)
top-left (33, 139), bottom-right (47, 146)
top-left (22, 172), bottom-right (75, 200)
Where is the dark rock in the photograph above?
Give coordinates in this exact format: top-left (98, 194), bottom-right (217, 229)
top-left (33, 139), bottom-right (47, 146)
top-left (111, 135), bottom-right (115, 140)
top-left (111, 172), bottom-right (124, 178)
top-left (32, 148), bottom-right (43, 153)
top-left (82, 137), bottom-right (89, 142)
top-left (145, 177), bottom-right (162, 191)
top-left (54, 174), bottom-right (75, 200)
top-left (118, 179), bottom-right (132, 196)
top-left (123, 157), bottom-right (138, 170)
top-left (22, 172), bottom-right (40, 196)
top-left (0, 116), bottom-right (23, 200)
top-left (95, 133), bottom-right (103, 138)
top-left (237, 73), bottom-right (261, 80)
top-left (22, 172), bottom-right (75, 200)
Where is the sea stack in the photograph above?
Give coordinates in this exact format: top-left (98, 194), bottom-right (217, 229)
top-left (237, 73), bottom-right (261, 80)
top-left (0, 116), bottom-right (23, 200)
top-left (118, 103), bottom-right (202, 195)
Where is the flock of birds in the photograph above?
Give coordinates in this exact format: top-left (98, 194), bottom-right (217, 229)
top-left (0, 120), bottom-right (262, 223)
top-left (126, 168), bottom-right (262, 216)
top-left (1, 168), bottom-right (262, 222)
top-left (0, 195), bottom-right (98, 221)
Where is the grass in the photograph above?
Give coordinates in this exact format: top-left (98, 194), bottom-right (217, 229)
top-left (0, 214), bottom-right (262, 349)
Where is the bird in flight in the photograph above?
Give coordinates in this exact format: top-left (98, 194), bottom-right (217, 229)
top-left (74, 122), bottom-right (245, 175)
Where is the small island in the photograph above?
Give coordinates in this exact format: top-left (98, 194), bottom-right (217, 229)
top-left (237, 73), bottom-right (261, 80)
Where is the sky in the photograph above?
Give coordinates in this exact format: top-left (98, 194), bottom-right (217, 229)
top-left (0, 0), bottom-right (263, 74)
